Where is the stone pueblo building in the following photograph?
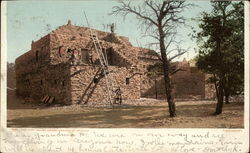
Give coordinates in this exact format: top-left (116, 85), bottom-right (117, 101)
top-left (15, 20), bottom-right (215, 106)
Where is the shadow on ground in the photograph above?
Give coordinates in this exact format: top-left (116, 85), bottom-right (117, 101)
top-left (7, 102), bottom-right (244, 128)
top-left (8, 106), bottom-right (168, 128)
top-left (7, 90), bottom-right (244, 128)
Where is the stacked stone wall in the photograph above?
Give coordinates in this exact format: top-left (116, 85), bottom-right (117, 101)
top-left (15, 22), bottom-right (216, 107)
top-left (49, 25), bottom-right (138, 67)
top-left (49, 33), bottom-right (91, 65)
top-left (70, 65), bottom-right (140, 105)
top-left (16, 62), bottom-right (71, 104)
top-left (15, 34), bottom-right (71, 104)
top-left (15, 34), bottom-right (51, 97)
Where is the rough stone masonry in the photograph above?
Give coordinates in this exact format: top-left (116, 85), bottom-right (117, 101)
top-left (15, 20), bottom-right (215, 105)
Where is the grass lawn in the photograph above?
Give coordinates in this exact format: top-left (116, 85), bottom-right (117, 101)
top-left (7, 91), bottom-right (244, 128)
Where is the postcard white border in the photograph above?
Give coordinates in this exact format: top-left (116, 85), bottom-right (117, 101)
top-left (1, 1), bottom-right (249, 153)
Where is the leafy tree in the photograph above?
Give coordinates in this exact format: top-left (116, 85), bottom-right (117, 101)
top-left (223, 2), bottom-right (244, 103)
top-left (111, 0), bottom-right (192, 117)
top-left (194, 1), bottom-right (244, 114)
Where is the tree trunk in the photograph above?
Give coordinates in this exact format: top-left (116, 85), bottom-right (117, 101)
top-left (215, 33), bottom-right (224, 115)
top-left (225, 88), bottom-right (230, 104)
top-left (167, 90), bottom-right (176, 117)
top-left (214, 81), bottom-right (219, 100)
top-left (155, 77), bottom-right (158, 99)
top-left (215, 80), bottom-right (224, 115)
top-left (159, 26), bottom-right (176, 117)
top-left (225, 95), bottom-right (229, 104)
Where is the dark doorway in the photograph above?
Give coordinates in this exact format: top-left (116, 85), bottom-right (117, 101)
top-left (106, 47), bottom-right (115, 66)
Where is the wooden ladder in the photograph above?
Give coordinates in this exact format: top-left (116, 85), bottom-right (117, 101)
top-left (84, 12), bottom-right (116, 105)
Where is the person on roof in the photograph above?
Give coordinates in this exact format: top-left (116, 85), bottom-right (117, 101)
top-left (111, 23), bottom-right (115, 33)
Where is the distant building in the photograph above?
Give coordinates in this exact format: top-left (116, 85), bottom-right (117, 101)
top-left (141, 58), bottom-right (215, 100)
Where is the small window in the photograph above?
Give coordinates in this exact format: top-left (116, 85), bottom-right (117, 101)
top-left (126, 78), bottom-right (130, 85)
top-left (54, 80), bottom-right (57, 84)
top-left (27, 79), bottom-right (30, 85)
top-left (67, 48), bottom-right (72, 53)
top-left (26, 79), bottom-right (30, 87)
top-left (40, 80), bottom-right (43, 85)
top-left (194, 81), bottom-right (198, 85)
top-left (62, 81), bottom-right (65, 86)
top-left (94, 77), bottom-right (98, 84)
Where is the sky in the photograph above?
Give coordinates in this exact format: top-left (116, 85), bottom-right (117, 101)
top-left (6, 0), bottom-right (212, 63)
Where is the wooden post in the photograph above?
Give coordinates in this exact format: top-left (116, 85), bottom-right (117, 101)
top-left (155, 77), bottom-right (158, 99)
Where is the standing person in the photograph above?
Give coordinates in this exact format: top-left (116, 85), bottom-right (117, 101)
top-left (115, 87), bottom-right (122, 104)
top-left (110, 23), bottom-right (115, 33)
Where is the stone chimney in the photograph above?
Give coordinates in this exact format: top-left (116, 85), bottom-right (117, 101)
top-left (31, 40), bottom-right (35, 50)
top-left (67, 20), bottom-right (72, 26)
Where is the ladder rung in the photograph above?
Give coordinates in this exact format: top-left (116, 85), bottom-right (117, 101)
top-left (88, 29), bottom-right (117, 105)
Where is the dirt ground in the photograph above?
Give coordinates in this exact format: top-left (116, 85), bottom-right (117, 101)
top-left (7, 90), bottom-right (244, 128)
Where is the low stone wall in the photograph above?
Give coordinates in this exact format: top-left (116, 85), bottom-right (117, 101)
top-left (204, 74), bottom-right (216, 99)
top-left (141, 66), bottom-right (209, 99)
top-left (172, 67), bottom-right (205, 98)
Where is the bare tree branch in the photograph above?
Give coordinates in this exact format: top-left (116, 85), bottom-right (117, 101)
top-left (110, 0), bottom-right (193, 117)
top-left (145, 0), bottom-right (159, 18)
top-left (170, 68), bottom-right (185, 75)
top-left (165, 35), bottom-right (175, 51)
top-left (168, 47), bottom-right (189, 61)
top-left (110, 1), bottom-right (158, 26)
